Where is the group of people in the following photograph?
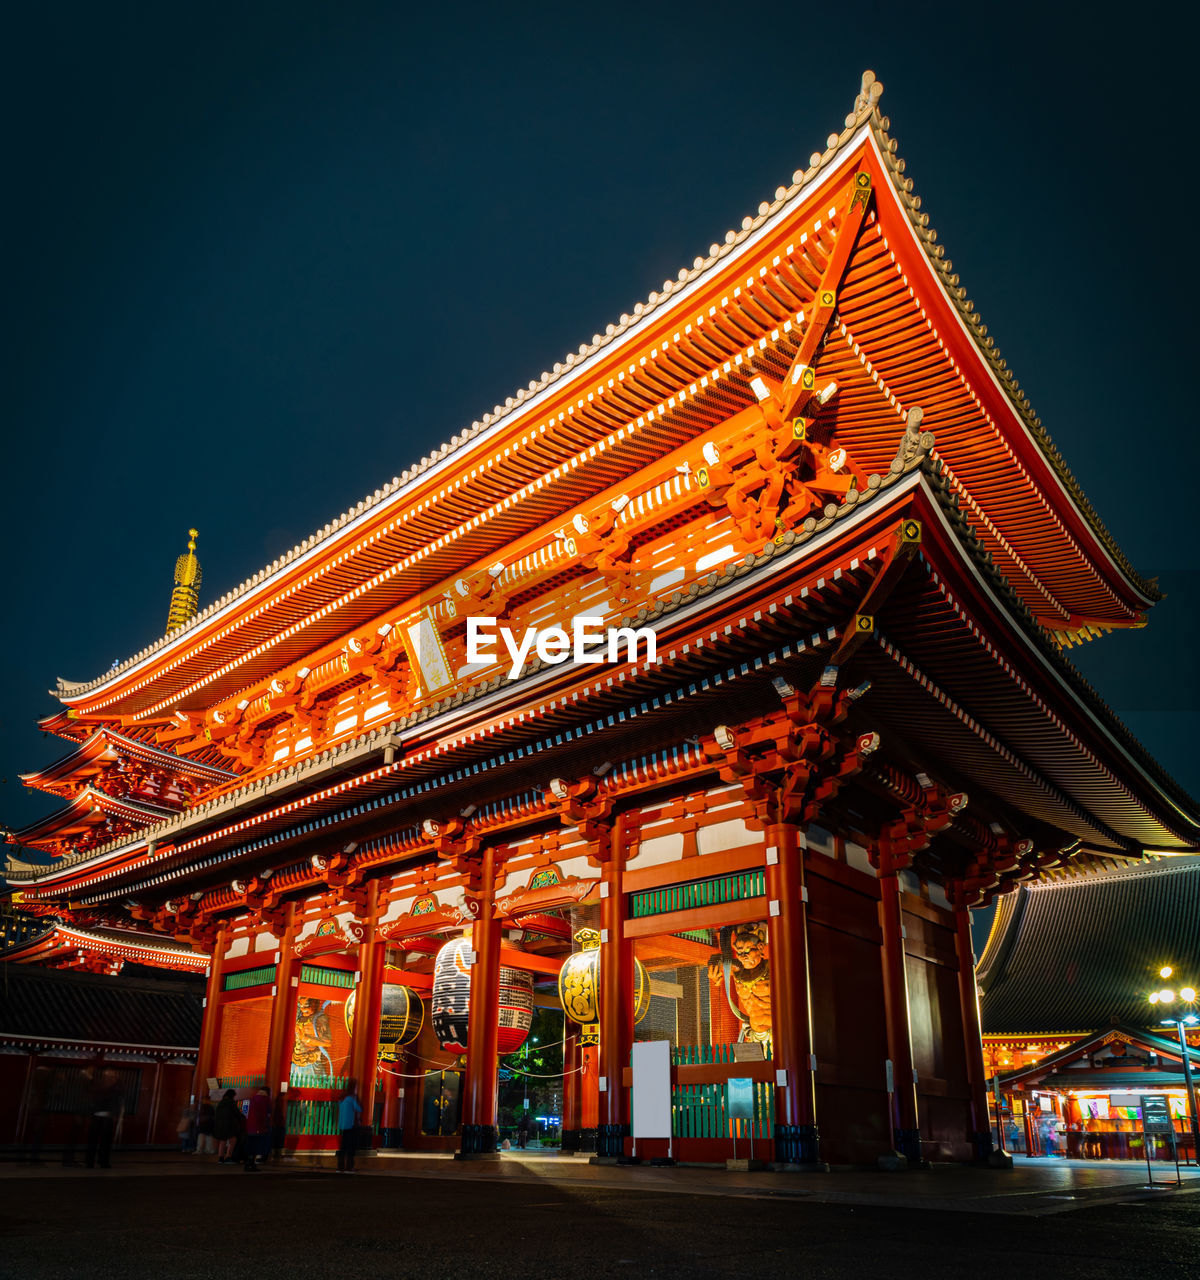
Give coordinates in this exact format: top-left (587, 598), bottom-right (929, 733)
top-left (178, 1086), bottom-right (275, 1170)
top-left (177, 1081), bottom-right (364, 1172)
top-left (180, 1085), bottom-right (276, 1167)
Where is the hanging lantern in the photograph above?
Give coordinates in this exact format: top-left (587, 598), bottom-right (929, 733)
top-left (344, 982), bottom-right (424, 1059)
top-left (558, 927), bottom-right (650, 1045)
top-left (431, 936), bottom-right (534, 1055)
top-left (497, 964), bottom-right (535, 1055)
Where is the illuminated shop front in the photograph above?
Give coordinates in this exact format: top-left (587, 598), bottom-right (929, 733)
top-left (979, 859), bottom-right (1200, 1160)
top-left (992, 1025), bottom-right (1200, 1161)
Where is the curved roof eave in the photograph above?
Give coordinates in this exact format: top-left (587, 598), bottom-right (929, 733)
top-left (917, 476), bottom-right (1200, 843)
top-left (52, 74), bottom-right (1155, 715)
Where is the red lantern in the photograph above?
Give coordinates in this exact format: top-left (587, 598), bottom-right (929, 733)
top-left (432, 936), bottom-right (533, 1055)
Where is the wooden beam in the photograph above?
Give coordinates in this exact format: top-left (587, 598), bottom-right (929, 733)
top-left (623, 896), bottom-right (768, 940)
top-left (780, 170), bottom-right (874, 420)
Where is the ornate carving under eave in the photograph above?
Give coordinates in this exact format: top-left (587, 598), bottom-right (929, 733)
top-left (704, 666), bottom-right (881, 830)
top-left (295, 915), bottom-right (367, 957)
top-left (493, 873), bottom-right (599, 919)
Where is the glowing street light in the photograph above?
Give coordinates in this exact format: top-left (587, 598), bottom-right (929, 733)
top-left (1148, 966), bottom-right (1200, 1166)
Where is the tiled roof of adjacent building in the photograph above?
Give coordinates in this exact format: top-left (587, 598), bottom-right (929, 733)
top-left (978, 856), bottom-right (1200, 1035)
top-left (0, 963), bottom-right (203, 1050)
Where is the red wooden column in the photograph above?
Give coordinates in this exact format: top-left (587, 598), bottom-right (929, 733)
top-left (458, 842), bottom-right (501, 1156)
top-left (191, 922), bottom-right (229, 1104)
top-left (561, 1026), bottom-right (582, 1151)
top-left (580, 1042), bottom-right (600, 1150)
top-left (263, 904), bottom-right (299, 1098)
top-left (381, 1060), bottom-right (403, 1147)
top-left (597, 811), bottom-right (632, 1160)
top-left (950, 886), bottom-right (998, 1162)
top-left (349, 880), bottom-right (386, 1141)
top-left (877, 865), bottom-right (922, 1164)
top-left (765, 820), bottom-right (822, 1167)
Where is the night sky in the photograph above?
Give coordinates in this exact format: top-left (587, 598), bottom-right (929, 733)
top-left (4, 3), bottom-right (1198, 858)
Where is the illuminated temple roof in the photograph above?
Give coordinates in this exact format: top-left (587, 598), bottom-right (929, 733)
top-left (11, 786), bottom-right (176, 856)
top-left (19, 726), bottom-right (236, 800)
top-left (6, 73), bottom-right (1199, 929)
top-left (47, 73), bottom-right (1154, 722)
top-left (978, 857), bottom-right (1200, 1035)
top-left (10, 727), bottom-right (237, 859)
top-left (0, 899), bottom-right (208, 974)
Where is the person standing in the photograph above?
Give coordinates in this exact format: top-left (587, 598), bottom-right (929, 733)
top-left (244, 1086), bottom-right (272, 1171)
top-left (177, 1104), bottom-right (197, 1153)
top-left (85, 1071), bottom-right (124, 1170)
top-left (337, 1080), bottom-right (362, 1173)
top-left (195, 1098), bottom-right (216, 1156)
top-left (213, 1088), bottom-right (240, 1164)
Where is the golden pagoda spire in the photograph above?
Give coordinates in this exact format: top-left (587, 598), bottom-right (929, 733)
top-left (166, 528), bottom-right (203, 632)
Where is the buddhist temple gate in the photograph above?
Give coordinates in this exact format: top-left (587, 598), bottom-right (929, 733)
top-left (6, 73), bottom-right (1200, 1170)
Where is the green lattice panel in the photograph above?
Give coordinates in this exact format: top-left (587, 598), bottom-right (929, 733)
top-left (223, 965), bottom-right (276, 991)
top-left (300, 964), bottom-right (355, 988)
top-left (629, 869), bottom-right (766, 919)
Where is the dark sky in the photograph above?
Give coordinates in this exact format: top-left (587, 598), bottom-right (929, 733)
top-left (3, 2), bottom-right (1198, 851)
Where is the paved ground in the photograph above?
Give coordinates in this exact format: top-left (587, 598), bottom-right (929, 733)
top-left (3, 1153), bottom-right (1199, 1279)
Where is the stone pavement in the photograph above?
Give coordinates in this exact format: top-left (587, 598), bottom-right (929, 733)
top-left (4, 1149), bottom-right (1199, 1216)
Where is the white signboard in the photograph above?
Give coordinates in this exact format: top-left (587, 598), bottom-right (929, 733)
top-left (403, 611), bottom-right (454, 693)
top-left (631, 1039), bottom-right (672, 1140)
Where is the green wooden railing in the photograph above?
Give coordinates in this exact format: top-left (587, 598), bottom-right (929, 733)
top-left (217, 1075), bottom-right (267, 1089)
top-left (629, 869), bottom-right (765, 919)
top-left (672, 1080), bottom-right (774, 1140)
top-left (299, 964), bottom-right (355, 988)
top-left (288, 1067), bottom-right (351, 1090)
top-left (286, 1096), bottom-right (379, 1136)
top-left (671, 1041), bottom-right (772, 1065)
top-left (286, 1098), bottom-right (341, 1137)
top-left (223, 965), bottom-right (276, 991)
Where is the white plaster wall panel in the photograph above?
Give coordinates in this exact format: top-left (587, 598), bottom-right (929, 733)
top-left (927, 881), bottom-right (950, 911)
top-left (807, 825), bottom-right (837, 859)
top-left (845, 841), bottom-right (875, 877)
top-left (545, 854), bottom-right (595, 884)
top-left (624, 832), bottom-right (683, 870)
top-left (697, 819), bottom-right (761, 856)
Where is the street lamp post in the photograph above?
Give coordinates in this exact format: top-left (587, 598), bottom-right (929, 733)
top-left (1148, 966), bottom-right (1200, 1166)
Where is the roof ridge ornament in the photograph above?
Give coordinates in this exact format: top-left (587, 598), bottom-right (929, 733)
top-left (890, 407), bottom-right (935, 474)
top-left (166, 528), bottom-right (203, 633)
top-left (851, 70), bottom-right (884, 123)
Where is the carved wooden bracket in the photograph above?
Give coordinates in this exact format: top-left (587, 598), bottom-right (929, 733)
top-left (704, 659), bottom-right (881, 827)
top-left (869, 775), bottom-right (969, 877)
top-left (545, 776), bottom-right (617, 853)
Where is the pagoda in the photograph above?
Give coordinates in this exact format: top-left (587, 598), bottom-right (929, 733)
top-left (5, 72), bottom-right (1197, 1170)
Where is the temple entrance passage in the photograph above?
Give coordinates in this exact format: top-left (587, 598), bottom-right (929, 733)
top-left (421, 1070), bottom-right (462, 1137)
top-left (496, 1004), bottom-right (566, 1149)
top-left (624, 893), bottom-right (779, 1165)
